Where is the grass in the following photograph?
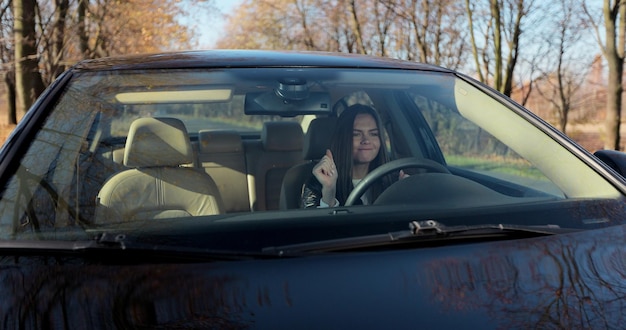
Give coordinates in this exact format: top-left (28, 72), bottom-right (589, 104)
top-left (445, 154), bottom-right (548, 180)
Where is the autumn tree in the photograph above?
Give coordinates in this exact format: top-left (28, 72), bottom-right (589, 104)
top-left (37, 0), bottom-right (206, 81)
top-left (216, 0), bottom-right (343, 51)
top-left (383, 0), bottom-right (467, 69)
top-left (1, 0), bottom-right (214, 124)
top-left (326, 0), bottom-right (396, 55)
top-left (217, 0), bottom-right (466, 68)
top-left (215, 0), bottom-right (294, 50)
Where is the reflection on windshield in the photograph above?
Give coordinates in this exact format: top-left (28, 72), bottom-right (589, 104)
top-left (0, 67), bottom-right (622, 241)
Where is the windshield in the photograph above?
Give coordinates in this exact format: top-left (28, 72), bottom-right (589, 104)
top-left (0, 67), bottom-right (623, 250)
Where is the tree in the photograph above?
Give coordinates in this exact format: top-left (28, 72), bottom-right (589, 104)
top-left (384, 0), bottom-right (467, 69)
top-left (217, 0), bottom-right (466, 68)
top-left (13, 0), bottom-right (45, 119)
top-left (584, 0), bottom-right (626, 150)
top-left (533, 0), bottom-right (589, 134)
top-left (215, 0), bottom-right (354, 52)
top-left (0, 1), bottom-right (16, 124)
top-left (48, 0), bottom-right (69, 80)
top-left (1, 0), bottom-right (214, 124)
top-left (465, 0), bottom-right (536, 96)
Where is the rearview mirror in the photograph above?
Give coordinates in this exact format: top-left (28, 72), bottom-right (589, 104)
top-left (245, 77), bottom-right (331, 115)
top-left (244, 91), bottom-right (331, 115)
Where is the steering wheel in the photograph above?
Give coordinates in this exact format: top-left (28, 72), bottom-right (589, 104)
top-left (345, 157), bottom-right (450, 206)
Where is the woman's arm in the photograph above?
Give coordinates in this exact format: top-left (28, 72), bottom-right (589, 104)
top-left (301, 176), bottom-right (323, 208)
top-left (311, 149), bottom-right (338, 206)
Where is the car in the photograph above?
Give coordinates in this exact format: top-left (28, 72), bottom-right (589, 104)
top-left (1, 49), bottom-right (626, 329)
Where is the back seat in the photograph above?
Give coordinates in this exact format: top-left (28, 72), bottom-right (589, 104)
top-left (244, 122), bottom-right (304, 211)
top-left (280, 117), bottom-right (337, 209)
top-left (197, 130), bottom-right (250, 213)
top-left (108, 121), bottom-right (306, 214)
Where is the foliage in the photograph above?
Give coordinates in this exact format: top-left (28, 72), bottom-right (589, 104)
top-left (0, 0), bottom-right (624, 150)
top-left (36, 0), bottom-right (212, 81)
top-left (216, 0), bottom-right (344, 51)
top-left (216, 0), bottom-right (625, 150)
top-left (216, 0), bottom-right (468, 69)
top-left (0, 0), bottom-right (216, 121)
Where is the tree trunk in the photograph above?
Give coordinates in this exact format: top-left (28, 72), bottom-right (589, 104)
top-left (3, 69), bottom-right (17, 125)
top-left (490, 0), bottom-right (503, 92)
top-left (14, 0), bottom-right (45, 119)
top-left (602, 0), bottom-right (626, 150)
top-left (78, 0), bottom-right (89, 56)
top-left (559, 105), bottom-right (569, 134)
top-left (348, 0), bottom-right (366, 54)
top-left (605, 56), bottom-right (623, 150)
top-left (51, 0), bottom-right (69, 80)
top-left (465, 0), bottom-right (485, 83)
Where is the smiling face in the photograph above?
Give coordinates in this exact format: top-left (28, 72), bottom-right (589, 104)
top-left (352, 113), bottom-right (381, 166)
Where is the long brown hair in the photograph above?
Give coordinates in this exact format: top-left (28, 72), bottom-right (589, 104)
top-left (330, 104), bottom-right (391, 204)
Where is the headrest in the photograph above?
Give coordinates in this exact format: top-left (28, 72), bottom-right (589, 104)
top-left (262, 121), bottom-right (303, 151)
top-left (124, 117), bottom-right (193, 168)
top-left (303, 117), bottom-right (337, 160)
top-left (198, 130), bottom-right (243, 153)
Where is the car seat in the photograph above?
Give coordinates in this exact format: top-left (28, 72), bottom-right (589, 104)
top-left (95, 117), bottom-right (223, 223)
top-left (279, 117), bottom-right (337, 209)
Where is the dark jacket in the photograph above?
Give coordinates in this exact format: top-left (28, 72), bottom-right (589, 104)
top-left (301, 176), bottom-right (364, 208)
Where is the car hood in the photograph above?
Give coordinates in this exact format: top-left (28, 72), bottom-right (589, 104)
top-left (2, 225), bottom-right (625, 329)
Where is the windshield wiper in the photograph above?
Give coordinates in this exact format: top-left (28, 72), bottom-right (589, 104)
top-left (0, 233), bottom-right (277, 262)
top-left (262, 220), bottom-right (581, 255)
top-left (91, 232), bottom-right (281, 261)
top-left (407, 220), bottom-right (577, 236)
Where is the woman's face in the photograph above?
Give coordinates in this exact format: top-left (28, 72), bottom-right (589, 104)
top-left (352, 113), bottom-right (381, 165)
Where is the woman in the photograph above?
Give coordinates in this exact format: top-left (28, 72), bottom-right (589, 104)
top-left (301, 104), bottom-right (406, 208)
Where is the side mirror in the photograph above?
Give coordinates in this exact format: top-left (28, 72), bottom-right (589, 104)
top-left (594, 149), bottom-right (626, 177)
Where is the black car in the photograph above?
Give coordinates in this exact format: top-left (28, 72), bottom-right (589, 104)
top-left (1, 50), bottom-right (626, 329)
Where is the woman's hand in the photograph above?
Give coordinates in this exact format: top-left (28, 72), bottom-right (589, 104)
top-left (312, 149), bottom-right (338, 206)
top-left (399, 170), bottom-right (410, 180)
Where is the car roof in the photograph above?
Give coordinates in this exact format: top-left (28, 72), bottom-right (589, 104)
top-left (71, 49), bottom-right (454, 73)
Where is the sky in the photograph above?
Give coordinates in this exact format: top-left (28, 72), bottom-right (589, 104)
top-left (196, 0), bottom-right (242, 48)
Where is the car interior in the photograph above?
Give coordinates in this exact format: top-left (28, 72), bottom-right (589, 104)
top-left (85, 94), bottom-right (558, 225)
top-left (1, 67), bottom-right (623, 239)
top-left (91, 108), bottom-right (341, 223)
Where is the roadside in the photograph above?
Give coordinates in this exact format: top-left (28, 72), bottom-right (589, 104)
top-left (567, 123), bottom-right (626, 153)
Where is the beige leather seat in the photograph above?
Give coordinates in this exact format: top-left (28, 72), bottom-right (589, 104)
top-left (95, 118), bottom-right (223, 223)
top-left (246, 121), bottom-right (304, 211)
top-left (197, 129), bottom-right (250, 213)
